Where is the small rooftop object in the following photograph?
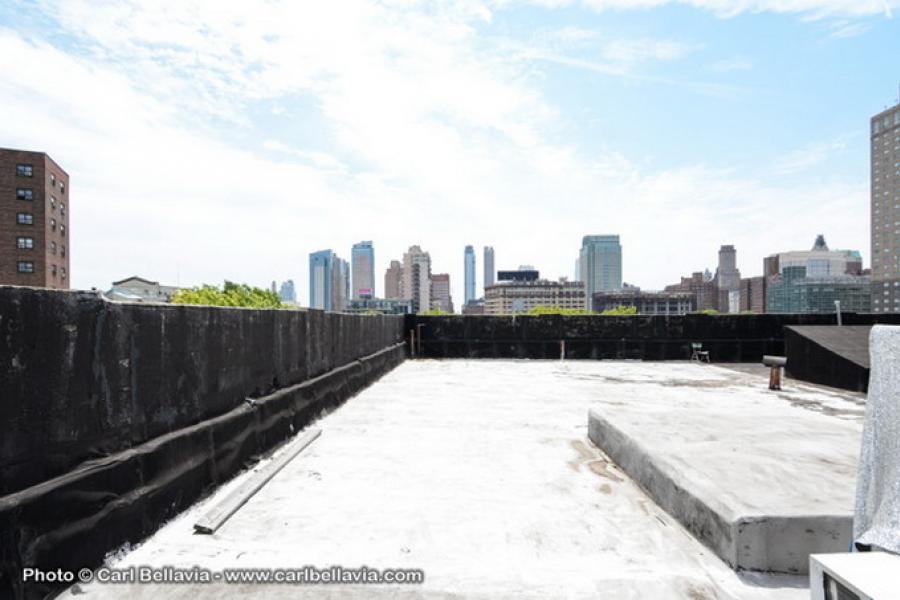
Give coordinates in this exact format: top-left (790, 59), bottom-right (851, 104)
top-left (762, 355), bottom-right (787, 390)
top-left (690, 342), bottom-right (710, 363)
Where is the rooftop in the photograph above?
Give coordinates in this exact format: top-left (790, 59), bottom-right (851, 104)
top-left (70, 359), bottom-right (865, 599)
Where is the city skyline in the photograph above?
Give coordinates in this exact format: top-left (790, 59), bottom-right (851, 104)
top-left (1, 2), bottom-right (898, 304)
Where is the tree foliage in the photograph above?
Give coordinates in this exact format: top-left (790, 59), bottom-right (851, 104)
top-left (527, 305), bottom-right (593, 316)
top-left (422, 307), bottom-right (453, 316)
top-left (171, 281), bottom-right (285, 308)
top-left (600, 305), bottom-right (638, 316)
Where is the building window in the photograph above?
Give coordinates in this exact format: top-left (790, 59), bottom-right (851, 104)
top-left (61, 244), bottom-right (66, 257)
top-left (61, 267), bottom-right (67, 280)
top-left (60, 224), bottom-right (66, 237)
top-left (16, 164), bottom-right (33, 177)
top-left (16, 237), bottom-right (34, 249)
top-left (17, 261), bottom-right (35, 273)
top-left (51, 241), bottom-right (57, 254)
top-left (16, 213), bottom-right (34, 225)
top-left (51, 264), bottom-right (57, 277)
top-left (60, 202), bottom-right (66, 216)
top-left (16, 188), bottom-right (33, 201)
top-left (50, 218), bottom-right (56, 231)
top-left (50, 196), bottom-right (56, 210)
top-left (49, 173), bottom-right (56, 187)
top-left (60, 182), bottom-right (65, 194)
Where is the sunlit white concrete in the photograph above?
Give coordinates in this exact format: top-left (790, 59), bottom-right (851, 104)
top-left (70, 360), bottom-right (858, 599)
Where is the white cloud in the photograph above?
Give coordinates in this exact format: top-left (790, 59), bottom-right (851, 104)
top-left (578, 0), bottom-right (898, 19)
top-left (826, 20), bottom-right (874, 38)
top-left (0, 0), bottom-right (870, 303)
top-left (711, 56), bottom-right (753, 72)
top-left (770, 136), bottom-right (851, 175)
top-left (599, 38), bottom-right (698, 64)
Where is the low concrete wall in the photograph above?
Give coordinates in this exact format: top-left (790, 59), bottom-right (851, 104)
top-left (0, 287), bottom-right (406, 599)
top-left (410, 313), bottom-right (900, 361)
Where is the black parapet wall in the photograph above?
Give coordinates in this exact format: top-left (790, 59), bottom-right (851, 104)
top-left (0, 287), bottom-right (406, 600)
top-left (784, 326), bottom-right (871, 392)
top-left (406, 313), bottom-right (900, 361)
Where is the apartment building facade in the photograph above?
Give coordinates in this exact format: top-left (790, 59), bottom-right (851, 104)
top-left (0, 148), bottom-right (70, 288)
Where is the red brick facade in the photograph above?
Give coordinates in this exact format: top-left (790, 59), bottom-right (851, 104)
top-left (0, 148), bottom-right (70, 289)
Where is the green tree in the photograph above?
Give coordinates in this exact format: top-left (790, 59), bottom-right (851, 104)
top-left (422, 307), bottom-right (452, 316)
top-left (600, 305), bottom-right (638, 316)
top-left (172, 281), bottom-right (286, 308)
top-left (526, 305), bottom-right (594, 316)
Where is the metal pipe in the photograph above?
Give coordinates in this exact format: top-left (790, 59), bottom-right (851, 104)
top-left (194, 428), bottom-right (321, 534)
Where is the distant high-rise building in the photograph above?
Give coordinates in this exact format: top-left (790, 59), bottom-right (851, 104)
top-left (278, 279), bottom-right (296, 302)
top-left (739, 276), bottom-right (766, 313)
top-left (485, 278), bottom-right (586, 315)
top-left (401, 245), bottom-right (432, 313)
top-left (665, 271), bottom-right (720, 311)
top-left (309, 250), bottom-right (334, 310)
top-left (871, 101), bottom-right (900, 312)
top-left (715, 245), bottom-right (741, 313)
top-left (764, 236), bottom-right (869, 314)
top-left (309, 250), bottom-right (348, 311)
top-left (430, 273), bottom-right (453, 313)
top-left (384, 260), bottom-right (403, 299)
top-left (715, 245), bottom-right (741, 290)
top-left (764, 236), bottom-right (863, 278)
top-left (483, 246), bottom-right (495, 292)
top-left (592, 289), bottom-right (695, 315)
top-left (351, 241), bottom-right (375, 299)
top-left (464, 245), bottom-right (475, 304)
top-left (767, 267), bottom-right (870, 314)
top-left (579, 235), bottom-right (622, 302)
top-left (336, 258), bottom-right (350, 311)
top-left (1, 148), bottom-right (70, 288)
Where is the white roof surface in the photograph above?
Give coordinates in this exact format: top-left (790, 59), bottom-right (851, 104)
top-left (70, 360), bottom-right (856, 599)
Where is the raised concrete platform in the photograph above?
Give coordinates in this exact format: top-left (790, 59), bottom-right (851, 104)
top-left (587, 363), bottom-right (864, 574)
top-left (784, 325), bottom-right (871, 392)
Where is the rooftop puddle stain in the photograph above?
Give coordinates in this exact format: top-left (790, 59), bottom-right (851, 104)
top-left (569, 440), bottom-right (624, 482)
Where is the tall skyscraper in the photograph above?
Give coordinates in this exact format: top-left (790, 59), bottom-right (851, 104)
top-left (715, 245), bottom-right (741, 290)
top-left (335, 258), bottom-right (350, 311)
top-left (309, 250), bottom-right (334, 310)
top-left (430, 273), bottom-right (453, 313)
top-left (384, 260), bottom-right (402, 299)
top-left (401, 245), bottom-right (432, 313)
top-left (278, 280), bottom-right (296, 302)
top-left (715, 245), bottom-right (741, 313)
top-left (871, 101), bottom-right (900, 312)
top-left (464, 245), bottom-right (475, 304)
top-left (309, 250), bottom-right (348, 311)
top-left (483, 246), bottom-right (495, 292)
top-left (351, 240), bottom-right (375, 299)
top-left (1, 148), bottom-right (70, 288)
top-left (578, 235), bottom-right (622, 302)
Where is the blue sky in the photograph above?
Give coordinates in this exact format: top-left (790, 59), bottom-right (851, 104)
top-left (1, 0), bottom-right (898, 302)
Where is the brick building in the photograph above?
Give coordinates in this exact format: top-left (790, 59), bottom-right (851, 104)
top-left (0, 148), bottom-right (70, 288)
top-left (664, 272), bottom-right (719, 311)
top-left (739, 276), bottom-right (767, 313)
